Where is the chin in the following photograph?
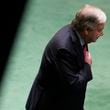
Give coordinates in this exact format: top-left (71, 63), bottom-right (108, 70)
top-left (89, 40), bottom-right (96, 43)
top-left (92, 40), bottom-right (97, 43)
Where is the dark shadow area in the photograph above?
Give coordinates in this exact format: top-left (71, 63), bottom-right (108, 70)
top-left (0, 0), bottom-right (28, 85)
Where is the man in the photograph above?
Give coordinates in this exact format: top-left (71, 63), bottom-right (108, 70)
top-left (26, 4), bottom-right (107, 110)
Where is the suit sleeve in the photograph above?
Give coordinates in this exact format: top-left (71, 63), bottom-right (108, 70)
top-left (55, 48), bottom-right (92, 89)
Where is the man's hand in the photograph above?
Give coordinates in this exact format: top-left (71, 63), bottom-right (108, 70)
top-left (84, 51), bottom-right (92, 65)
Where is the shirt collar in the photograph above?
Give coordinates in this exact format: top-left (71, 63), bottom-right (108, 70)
top-left (75, 31), bottom-right (85, 46)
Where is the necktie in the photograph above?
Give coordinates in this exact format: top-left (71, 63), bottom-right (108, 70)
top-left (83, 44), bottom-right (88, 57)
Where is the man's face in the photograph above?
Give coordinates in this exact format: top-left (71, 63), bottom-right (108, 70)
top-left (86, 23), bottom-right (105, 43)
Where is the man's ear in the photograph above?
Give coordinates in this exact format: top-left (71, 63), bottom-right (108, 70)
top-left (84, 27), bottom-right (89, 35)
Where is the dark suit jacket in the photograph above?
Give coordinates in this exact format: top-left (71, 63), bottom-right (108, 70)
top-left (26, 24), bottom-right (92, 110)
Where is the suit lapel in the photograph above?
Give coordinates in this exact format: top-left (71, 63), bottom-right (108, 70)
top-left (70, 26), bottom-right (85, 67)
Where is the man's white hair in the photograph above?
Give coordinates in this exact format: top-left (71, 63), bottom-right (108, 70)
top-left (78, 4), bottom-right (107, 23)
